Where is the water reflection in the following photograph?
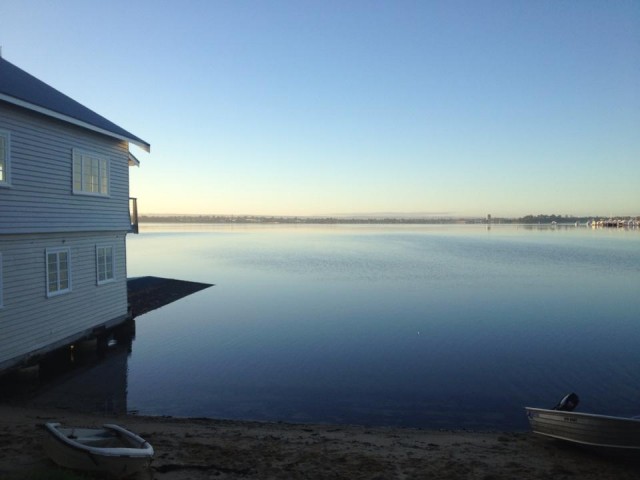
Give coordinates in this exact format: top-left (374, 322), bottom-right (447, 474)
top-left (0, 323), bottom-right (134, 415)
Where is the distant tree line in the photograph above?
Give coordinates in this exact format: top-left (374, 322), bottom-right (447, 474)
top-left (139, 214), bottom-right (636, 225)
top-left (501, 214), bottom-right (587, 224)
top-left (138, 215), bottom-right (481, 225)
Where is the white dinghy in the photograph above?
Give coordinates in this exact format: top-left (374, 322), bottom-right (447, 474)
top-left (43, 422), bottom-right (154, 478)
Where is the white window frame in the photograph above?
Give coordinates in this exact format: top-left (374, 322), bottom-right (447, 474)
top-left (46, 247), bottom-right (72, 297)
top-left (72, 149), bottom-right (110, 196)
top-left (96, 244), bottom-right (115, 285)
top-left (0, 129), bottom-right (10, 187)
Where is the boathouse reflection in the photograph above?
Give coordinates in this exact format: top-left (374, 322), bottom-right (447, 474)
top-left (3, 322), bottom-right (135, 415)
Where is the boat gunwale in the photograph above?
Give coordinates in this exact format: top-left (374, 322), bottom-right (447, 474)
top-left (525, 407), bottom-right (640, 424)
top-left (44, 422), bottom-right (154, 458)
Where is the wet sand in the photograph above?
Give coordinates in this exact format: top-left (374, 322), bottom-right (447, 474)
top-left (1, 404), bottom-right (638, 479)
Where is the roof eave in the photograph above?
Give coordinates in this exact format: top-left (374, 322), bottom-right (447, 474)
top-left (0, 93), bottom-right (151, 153)
top-left (128, 151), bottom-right (141, 167)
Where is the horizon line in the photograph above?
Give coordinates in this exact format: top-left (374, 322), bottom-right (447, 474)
top-left (137, 213), bottom-right (639, 219)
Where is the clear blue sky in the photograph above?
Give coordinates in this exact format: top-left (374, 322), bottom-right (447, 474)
top-left (2, 0), bottom-right (638, 217)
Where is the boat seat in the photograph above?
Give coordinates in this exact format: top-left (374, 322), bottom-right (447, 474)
top-left (77, 436), bottom-right (122, 448)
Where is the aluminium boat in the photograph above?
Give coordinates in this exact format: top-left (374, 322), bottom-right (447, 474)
top-left (43, 422), bottom-right (154, 477)
top-left (525, 394), bottom-right (640, 455)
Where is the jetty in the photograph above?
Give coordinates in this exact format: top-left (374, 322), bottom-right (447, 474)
top-left (127, 276), bottom-right (213, 317)
top-left (587, 218), bottom-right (639, 228)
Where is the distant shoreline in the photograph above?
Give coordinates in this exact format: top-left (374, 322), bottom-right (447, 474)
top-left (138, 214), bottom-right (639, 226)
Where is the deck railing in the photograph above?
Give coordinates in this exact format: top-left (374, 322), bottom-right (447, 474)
top-left (129, 197), bottom-right (139, 234)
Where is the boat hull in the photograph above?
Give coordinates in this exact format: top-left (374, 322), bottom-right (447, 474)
top-left (525, 407), bottom-right (640, 453)
top-left (43, 423), bottom-right (153, 478)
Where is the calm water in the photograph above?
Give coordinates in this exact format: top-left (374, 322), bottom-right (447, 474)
top-left (15, 224), bottom-right (640, 429)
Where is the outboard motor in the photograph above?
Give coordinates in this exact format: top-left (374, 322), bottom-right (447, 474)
top-left (553, 392), bottom-right (579, 411)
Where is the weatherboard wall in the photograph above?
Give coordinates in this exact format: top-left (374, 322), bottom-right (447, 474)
top-left (0, 232), bottom-right (128, 370)
top-left (0, 102), bottom-right (132, 234)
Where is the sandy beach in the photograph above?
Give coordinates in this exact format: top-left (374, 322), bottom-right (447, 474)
top-left (1, 404), bottom-right (638, 479)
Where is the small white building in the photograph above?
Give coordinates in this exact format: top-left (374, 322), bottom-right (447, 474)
top-left (0, 56), bottom-right (150, 372)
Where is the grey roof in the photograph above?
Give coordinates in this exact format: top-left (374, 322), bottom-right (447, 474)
top-left (0, 57), bottom-right (150, 152)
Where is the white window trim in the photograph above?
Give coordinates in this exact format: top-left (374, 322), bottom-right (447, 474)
top-left (46, 247), bottom-right (72, 297)
top-left (72, 148), bottom-right (110, 197)
top-left (0, 129), bottom-right (11, 187)
top-left (96, 244), bottom-right (116, 285)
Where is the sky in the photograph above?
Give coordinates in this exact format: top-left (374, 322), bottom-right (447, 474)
top-left (1, 0), bottom-right (638, 217)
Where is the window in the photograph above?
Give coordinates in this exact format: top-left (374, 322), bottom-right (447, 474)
top-left (72, 149), bottom-right (109, 195)
top-left (0, 130), bottom-right (10, 186)
top-left (46, 248), bottom-right (71, 297)
top-left (96, 245), bottom-right (115, 284)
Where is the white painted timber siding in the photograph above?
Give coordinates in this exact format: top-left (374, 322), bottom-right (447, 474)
top-left (0, 102), bottom-right (131, 234)
top-left (0, 231), bottom-right (128, 370)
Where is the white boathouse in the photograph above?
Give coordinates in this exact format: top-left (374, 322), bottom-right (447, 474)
top-left (0, 56), bottom-right (149, 372)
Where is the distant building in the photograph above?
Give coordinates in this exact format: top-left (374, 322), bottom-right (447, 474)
top-left (0, 55), bottom-right (149, 372)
